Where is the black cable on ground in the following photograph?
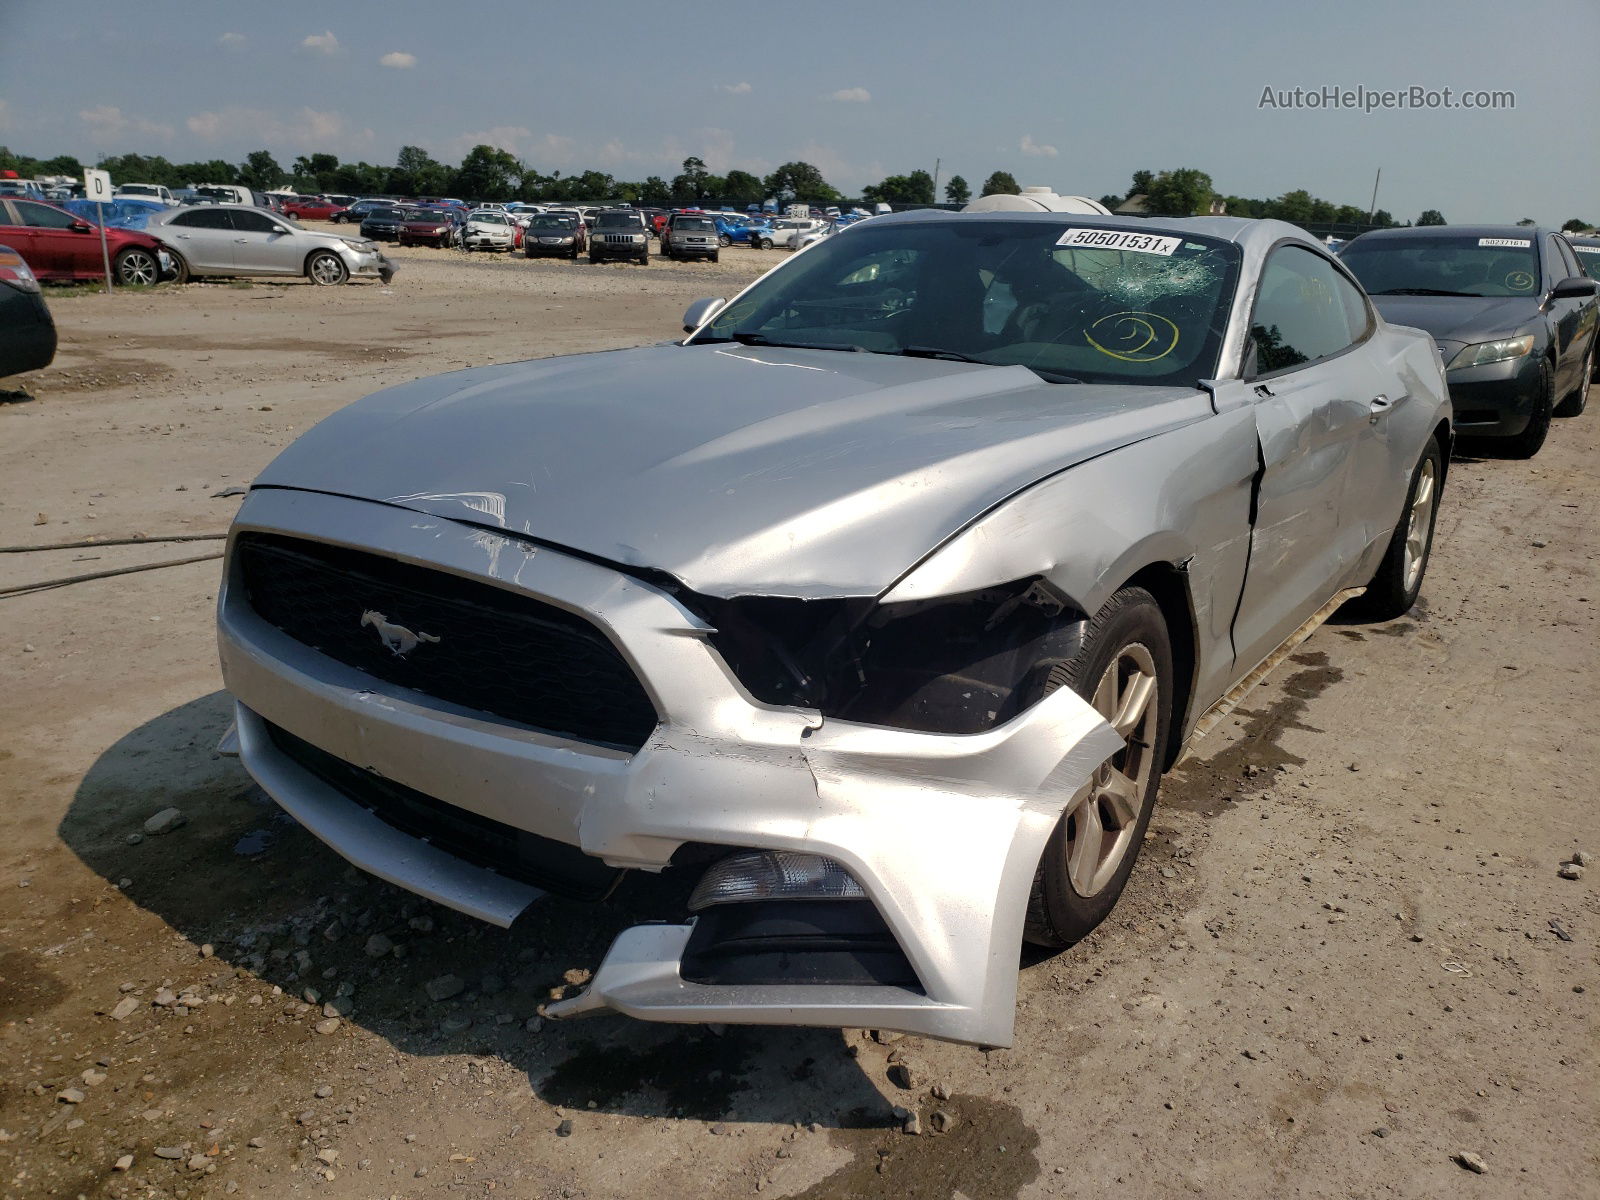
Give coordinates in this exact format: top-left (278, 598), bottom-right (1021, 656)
top-left (0, 533), bottom-right (228, 554)
top-left (0, 551), bottom-right (224, 598)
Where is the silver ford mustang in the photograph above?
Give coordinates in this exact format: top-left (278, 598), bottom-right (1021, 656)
top-left (217, 212), bottom-right (1451, 1046)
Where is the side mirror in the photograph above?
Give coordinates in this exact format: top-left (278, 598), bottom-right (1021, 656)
top-left (682, 297), bottom-right (726, 334)
top-left (270, 226), bottom-right (289, 235)
top-left (69, 221), bottom-right (94, 233)
top-left (1550, 275), bottom-right (1599, 300)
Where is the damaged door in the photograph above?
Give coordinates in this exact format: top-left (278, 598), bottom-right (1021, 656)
top-left (1226, 244), bottom-right (1380, 674)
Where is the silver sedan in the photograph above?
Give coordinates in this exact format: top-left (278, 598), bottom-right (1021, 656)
top-left (146, 204), bottom-right (395, 284)
top-left (217, 212), bottom-right (1449, 1046)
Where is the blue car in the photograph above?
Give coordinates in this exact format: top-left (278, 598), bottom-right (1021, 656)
top-left (713, 214), bottom-right (772, 247)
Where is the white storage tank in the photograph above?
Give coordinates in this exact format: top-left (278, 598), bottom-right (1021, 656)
top-left (962, 187), bottom-right (1111, 215)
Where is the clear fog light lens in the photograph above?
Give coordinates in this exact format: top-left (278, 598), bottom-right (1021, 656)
top-left (688, 851), bottom-right (866, 911)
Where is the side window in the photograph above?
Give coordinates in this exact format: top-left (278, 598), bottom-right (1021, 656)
top-left (1250, 246), bottom-right (1361, 377)
top-left (15, 201), bottom-right (80, 229)
top-left (231, 209), bottom-right (280, 234)
top-left (172, 209), bottom-right (234, 230)
top-left (1550, 236), bottom-right (1581, 281)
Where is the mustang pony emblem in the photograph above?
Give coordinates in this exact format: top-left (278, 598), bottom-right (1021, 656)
top-left (360, 610), bottom-right (441, 658)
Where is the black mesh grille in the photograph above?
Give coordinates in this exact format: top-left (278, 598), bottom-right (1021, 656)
top-left (266, 721), bottom-right (622, 901)
top-left (235, 533), bottom-right (658, 751)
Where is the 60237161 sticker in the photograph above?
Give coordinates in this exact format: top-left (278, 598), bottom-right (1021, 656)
top-left (1056, 228), bottom-right (1182, 255)
top-left (1478, 237), bottom-right (1531, 248)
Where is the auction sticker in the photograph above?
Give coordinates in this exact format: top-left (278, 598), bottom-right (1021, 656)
top-left (1057, 228), bottom-right (1181, 255)
top-left (1478, 238), bottom-right (1531, 248)
top-left (1574, 245), bottom-right (1600, 255)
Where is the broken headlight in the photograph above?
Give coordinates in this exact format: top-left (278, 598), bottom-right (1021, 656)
top-left (696, 578), bottom-right (1087, 734)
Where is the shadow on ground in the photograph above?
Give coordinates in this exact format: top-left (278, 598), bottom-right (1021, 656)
top-left (58, 692), bottom-right (1035, 1189)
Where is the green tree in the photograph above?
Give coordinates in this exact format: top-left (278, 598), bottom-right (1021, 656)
top-left (175, 159), bottom-right (240, 185)
top-left (238, 150), bottom-right (284, 191)
top-left (454, 144), bottom-right (522, 201)
top-left (980, 170), bottom-right (1019, 197)
top-left (1416, 209), bottom-right (1446, 226)
top-left (1267, 188), bottom-right (1315, 224)
top-left (639, 175), bottom-right (672, 207)
top-left (945, 175), bottom-right (971, 206)
top-left (1128, 169), bottom-right (1154, 197)
top-left (722, 169), bottom-right (764, 206)
top-left (1561, 218), bottom-right (1591, 233)
top-left (387, 145), bottom-right (450, 196)
top-left (764, 161), bottom-right (839, 203)
top-left (863, 169), bottom-right (935, 206)
top-left (1144, 167), bottom-right (1214, 217)
top-left (671, 156), bottom-right (711, 204)
top-left (1371, 209), bottom-right (1397, 228)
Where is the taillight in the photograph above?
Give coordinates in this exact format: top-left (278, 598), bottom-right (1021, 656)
top-left (0, 246), bottom-right (41, 293)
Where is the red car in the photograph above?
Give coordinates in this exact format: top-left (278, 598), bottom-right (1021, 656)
top-left (0, 197), bottom-right (171, 286)
top-left (281, 197), bottom-right (350, 222)
top-left (397, 208), bottom-right (460, 248)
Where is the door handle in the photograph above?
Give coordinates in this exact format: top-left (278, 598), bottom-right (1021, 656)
top-left (234, 238), bottom-right (250, 243)
top-left (1369, 394), bottom-right (1394, 423)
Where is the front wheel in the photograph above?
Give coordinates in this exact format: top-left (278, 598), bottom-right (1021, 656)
top-left (1358, 439), bottom-right (1443, 620)
top-left (1501, 357), bottom-right (1554, 458)
top-left (718, 234), bottom-right (732, 247)
top-left (1024, 587), bottom-right (1173, 949)
top-left (306, 251), bottom-right (349, 286)
top-left (1555, 343), bottom-right (1592, 418)
top-left (114, 247), bottom-right (161, 287)
top-left (757, 237), bottom-right (773, 250)
top-left (161, 250), bottom-right (189, 285)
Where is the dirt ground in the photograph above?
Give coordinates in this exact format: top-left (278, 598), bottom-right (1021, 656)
top-left (1, 232), bottom-right (1596, 1200)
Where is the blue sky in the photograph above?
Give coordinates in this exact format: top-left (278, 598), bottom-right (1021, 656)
top-left (1, 0), bottom-right (1596, 224)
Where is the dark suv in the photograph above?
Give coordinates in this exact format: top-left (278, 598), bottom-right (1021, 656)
top-left (589, 210), bottom-right (650, 265)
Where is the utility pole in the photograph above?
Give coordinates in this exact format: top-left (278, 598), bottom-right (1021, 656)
top-left (931, 157), bottom-right (940, 206)
top-left (1367, 167), bottom-right (1381, 225)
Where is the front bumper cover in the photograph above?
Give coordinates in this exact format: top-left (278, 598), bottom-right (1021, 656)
top-left (217, 488), bottom-right (1121, 1046)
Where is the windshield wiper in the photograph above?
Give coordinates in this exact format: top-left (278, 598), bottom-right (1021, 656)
top-left (728, 332), bottom-right (868, 352)
top-left (896, 344), bottom-right (986, 363)
top-left (1373, 288), bottom-right (1479, 297)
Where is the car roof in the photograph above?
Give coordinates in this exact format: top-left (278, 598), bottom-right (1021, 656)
top-left (1348, 224), bottom-right (1555, 241)
top-left (867, 208), bottom-right (1319, 253)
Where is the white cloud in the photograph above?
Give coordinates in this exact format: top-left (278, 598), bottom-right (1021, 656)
top-left (827, 87), bottom-right (871, 103)
top-left (1020, 134), bottom-right (1058, 158)
top-left (380, 51), bottom-right (416, 69)
top-left (79, 105), bottom-right (173, 140)
top-left (219, 32), bottom-right (245, 48)
top-left (184, 106), bottom-right (367, 153)
top-left (716, 81), bottom-right (752, 95)
top-left (300, 30), bottom-right (340, 55)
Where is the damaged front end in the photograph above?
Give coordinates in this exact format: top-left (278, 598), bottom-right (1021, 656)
top-left (218, 489), bottom-right (1122, 1047)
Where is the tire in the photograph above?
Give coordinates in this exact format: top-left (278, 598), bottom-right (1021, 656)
top-left (711, 254), bottom-right (720, 264)
top-left (638, 252), bottom-right (649, 265)
top-left (1024, 587), bottom-right (1174, 949)
top-left (758, 237), bottom-right (773, 250)
top-left (1555, 342), bottom-right (1592, 418)
top-left (718, 234), bottom-right (732, 247)
top-left (161, 250), bottom-right (189, 285)
top-left (1357, 438), bottom-right (1443, 620)
top-left (305, 251), bottom-right (348, 286)
top-left (1500, 357), bottom-right (1554, 458)
top-left (113, 247), bottom-right (161, 287)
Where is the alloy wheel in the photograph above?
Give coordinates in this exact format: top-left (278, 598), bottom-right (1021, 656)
top-left (117, 250), bottom-right (158, 286)
top-left (1065, 644), bottom-right (1159, 897)
top-left (1403, 457), bottom-right (1438, 592)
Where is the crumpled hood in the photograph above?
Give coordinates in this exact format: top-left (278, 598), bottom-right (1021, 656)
top-left (1369, 294), bottom-right (1538, 344)
top-left (254, 344), bottom-right (1213, 598)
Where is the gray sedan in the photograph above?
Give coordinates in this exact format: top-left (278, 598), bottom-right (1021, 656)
top-left (146, 204), bottom-right (395, 285)
top-left (216, 212), bottom-right (1449, 1046)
